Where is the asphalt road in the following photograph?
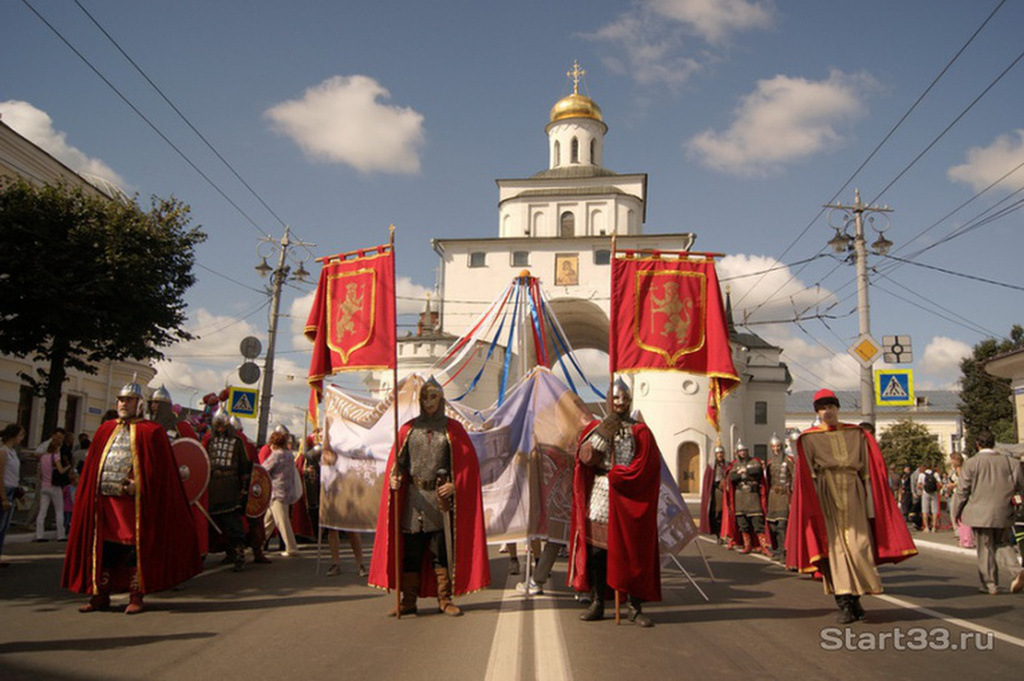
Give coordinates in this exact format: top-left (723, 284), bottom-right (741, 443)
top-left (1, 533), bottom-right (1021, 681)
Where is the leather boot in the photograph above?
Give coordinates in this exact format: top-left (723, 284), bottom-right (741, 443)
top-left (579, 590), bottom-right (604, 621)
top-left (627, 596), bottom-right (654, 628)
top-left (80, 568), bottom-right (111, 613)
top-left (388, 571), bottom-right (419, 616)
top-left (251, 523), bottom-right (272, 564)
top-left (435, 567), bottom-right (462, 616)
top-left (79, 592), bottom-right (110, 613)
top-left (835, 595), bottom-right (856, 625)
top-left (125, 569), bottom-right (145, 615)
top-left (758, 534), bottom-right (773, 557)
top-left (739, 532), bottom-right (753, 554)
top-left (231, 543), bottom-right (245, 573)
top-left (850, 595), bottom-right (866, 621)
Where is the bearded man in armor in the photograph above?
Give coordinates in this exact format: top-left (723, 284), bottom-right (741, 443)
top-left (569, 378), bottom-right (661, 628)
top-left (205, 406), bottom-right (252, 572)
top-left (699, 444), bottom-right (728, 543)
top-left (725, 442), bottom-right (770, 556)
top-left (368, 378), bottom-right (489, 617)
top-left (62, 380), bottom-right (202, 614)
top-left (765, 434), bottom-right (793, 564)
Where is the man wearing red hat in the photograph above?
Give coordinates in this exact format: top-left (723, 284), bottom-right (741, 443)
top-left (787, 389), bottom-right (917, 624)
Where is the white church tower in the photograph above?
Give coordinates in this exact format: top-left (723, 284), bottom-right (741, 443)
top-left (425, 63), bottom-right (790, 492)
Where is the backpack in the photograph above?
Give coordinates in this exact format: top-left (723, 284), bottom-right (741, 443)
top-left (923, 471), bottom-right (938, 494)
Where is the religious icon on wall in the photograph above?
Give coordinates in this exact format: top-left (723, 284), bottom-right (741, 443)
top-left (554, 253), bottom-right (579, 286)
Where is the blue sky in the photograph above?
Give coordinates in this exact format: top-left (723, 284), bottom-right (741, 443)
top-left (3, 1), bottom-right (1022, 427)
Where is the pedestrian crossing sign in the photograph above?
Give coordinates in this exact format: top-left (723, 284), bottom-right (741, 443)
top-left (227, 386), bottom-right (258, 418)
top-left (874, 369), bottom-right (914, 406)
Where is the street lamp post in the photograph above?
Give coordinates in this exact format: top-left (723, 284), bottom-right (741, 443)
top-left (825, 190), bottom-right (894, 425)
top-left (254, 227), bottom-right (313, 446)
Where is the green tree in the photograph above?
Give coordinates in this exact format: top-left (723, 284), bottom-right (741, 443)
top-left (0, 180), bottom-right (206, 436)
top-left (958, 324), bottom-right (1023, 451)
top-left (877, 419), bottom-right (944, 471)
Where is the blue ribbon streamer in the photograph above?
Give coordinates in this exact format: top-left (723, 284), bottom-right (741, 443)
top-left (498, 282), bottom-right (522, 404)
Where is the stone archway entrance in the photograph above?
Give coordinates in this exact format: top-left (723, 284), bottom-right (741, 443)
top-left (676, 441), bottom-right (701, 493)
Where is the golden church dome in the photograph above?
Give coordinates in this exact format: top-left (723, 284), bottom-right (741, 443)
top-left (549, 60), bottom-right (603, 123)
top-left (549, 93), bottom-right (603, 123)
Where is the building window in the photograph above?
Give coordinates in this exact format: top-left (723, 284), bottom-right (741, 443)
top-left (469, 252), bottom-right (486, 268)
top-left (511, 251), bottom-right (529, 267)
top-left (17, 385), bottom-right (34, 441)
top-left (593, 249), bottom-right (611, 265)
top-left (571, 137), bottom-right (579, 163)
top-left (560, 211), bottom-right (575, 238)
top-left (590, 138), bottom-right (596, 164)
top-left (64, 394), bottom-right (80, 435)
top-left (754, 444), bottom-right (768, 460)
top-left (553, 140), bottom-right (560, 166)
top-left (754, 401), bottom-right (768, 424)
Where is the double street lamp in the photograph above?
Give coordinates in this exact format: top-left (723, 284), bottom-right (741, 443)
top-left (825, 190), bottom-right (894, 425)
top-left (254, 227), bottom-right (314, 446)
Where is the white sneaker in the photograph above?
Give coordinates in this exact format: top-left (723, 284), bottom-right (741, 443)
top-left (515, 579), bottom-right (543, 596)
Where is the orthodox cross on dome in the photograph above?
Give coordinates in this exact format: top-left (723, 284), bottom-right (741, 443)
top-left (567, 60), bottom-right (585, 95)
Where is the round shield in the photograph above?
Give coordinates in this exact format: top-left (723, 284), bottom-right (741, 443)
top-left (246, 464), bottom-right (272, 518)
top-left (172, 437), bottom-right (210, 504)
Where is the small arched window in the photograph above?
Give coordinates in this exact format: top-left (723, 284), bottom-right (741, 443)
top-left (553, 140), bottom-right (561, 166)
top-left (590, 138), bottom-right (596, 164)
top-left (571, 137), bottom-right (579, 164)
top-left (560, 212), bottom-right (575, 238)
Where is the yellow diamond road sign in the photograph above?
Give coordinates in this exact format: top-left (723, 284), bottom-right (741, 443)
top-left (847, 334), bottom-right (882, 368)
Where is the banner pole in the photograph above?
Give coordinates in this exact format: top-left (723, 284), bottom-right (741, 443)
top-left (388, 225), bottom-right (403, 619)
top-left (609, 232), bottom-right (622, 624)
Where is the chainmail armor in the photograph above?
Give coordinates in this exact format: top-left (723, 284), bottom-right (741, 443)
top-left (588, 424), bottom-right (636, 523)
top-left (99, 427), bottom-right (133, 496)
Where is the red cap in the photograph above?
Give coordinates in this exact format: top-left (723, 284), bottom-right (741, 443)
top-left (812, 389), bottom-right (840, 410)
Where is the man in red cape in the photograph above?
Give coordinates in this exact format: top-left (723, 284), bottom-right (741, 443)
top-left (698, 443), bottom-right (727, 541)
top-left (569, 378), bottom-right (661, 627)
top-left (62, 380), bottom-right (202, 614)
top-left (786, 389), bottom-right (917, 624)
top-left (368, 378), bottom-right (489, 616)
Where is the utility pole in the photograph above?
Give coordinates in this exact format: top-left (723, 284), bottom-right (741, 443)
top-left (825, 190), bottom-right (894, 425)
top-left (254, 227), bottom-right (313, 446)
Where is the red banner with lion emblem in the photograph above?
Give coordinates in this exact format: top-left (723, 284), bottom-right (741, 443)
top-left (306, 244), bottom-right (396, 417)
top-left (610, 252), bottom-right (739, 429)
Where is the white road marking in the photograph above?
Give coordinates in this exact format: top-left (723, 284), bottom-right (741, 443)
top-left (873, 593), bottom-right (1024, 649)
top-left (485, 578), bottom-right (524, 681)
top-left (484, 577), bottom-right (573, 681)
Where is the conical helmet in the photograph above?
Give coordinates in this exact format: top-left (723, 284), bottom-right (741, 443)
top-left (150, 384), bottom-right (173, 404)
top-left (118, 373), bottom-right (145, 399)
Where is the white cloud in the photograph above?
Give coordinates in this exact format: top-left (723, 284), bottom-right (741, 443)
top-left (152, 307), bottom-right (318, 435)
top-left (0, 100), bottom-right (126, 188)
top-left (916, 336), bottom-right (971, 390)
top-left (687, 70), bottom-right (876, 176)
top-left (648, 0), bottom-right (774, 44)
top-left (718, 253), bottom-right (836, 325)
top-left (947, 129), bottom-right (1024, 193)
top-left (586, 13), bottom-right (702, 89)
top-left (265, 75), bottom-right (425, 174)
top-left (774, 332), bottom-right (861, 392)
top-left (585, 0), bottom-right (773, 88)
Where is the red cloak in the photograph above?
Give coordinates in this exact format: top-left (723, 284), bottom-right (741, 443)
top-left (368, 418), bottom-right (490, 596)
top-left (62, 419), bottom-right (203, 595)
top-left (785, 423), bottom-right (917, 573)
top-left (569, 421), bottom-right (662, 603)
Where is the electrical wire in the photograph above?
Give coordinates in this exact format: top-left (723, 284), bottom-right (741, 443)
top-left (71, 0), bottom-right (294, 235)
top-left (20, 0), bottom-right (273, 239)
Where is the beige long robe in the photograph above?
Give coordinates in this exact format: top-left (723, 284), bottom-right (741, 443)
top-left (801, 428), bottom-right (882, 595)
